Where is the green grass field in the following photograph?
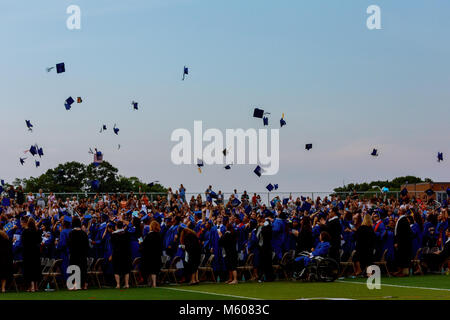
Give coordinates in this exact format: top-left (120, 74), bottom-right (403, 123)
top-left (1, 275), bottom-right (449, 300)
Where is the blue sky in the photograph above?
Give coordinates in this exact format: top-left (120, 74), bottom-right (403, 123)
top-left (1, 0), bottom-right (450, 193)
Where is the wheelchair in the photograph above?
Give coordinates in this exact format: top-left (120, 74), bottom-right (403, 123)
top-left (292, 251), bottom-right (340, 282)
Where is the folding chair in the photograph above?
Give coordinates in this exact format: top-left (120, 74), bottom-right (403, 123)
top-left (41, 259), bottom-right (63, 290)
top-left (411, 248), bottom-right (423, 275)
top-left (374, 249), bottom-right (391, 277)
top-left (339, 250), bottom-right (356, 277)
top-left (237, 253), bottom-right (254, 281)
top-left (11, 260), bottom-right (23, 293)
top-left (87, 258), bottom-right (105, 288)
top-left (161, 256), bottom-right (182, 284)
top-left (131, 257), bottom-right (142, 287)
top-left (198, 254), bottom-right (215, 282)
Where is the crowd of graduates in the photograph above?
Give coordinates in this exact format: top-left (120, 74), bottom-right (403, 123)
top-left (0, 185), bottom-right (449, 292)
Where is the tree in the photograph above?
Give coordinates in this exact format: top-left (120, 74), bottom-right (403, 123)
top-left (15, 161), bottom-right (167, 194)
top-left (333, 176), bottom-right (433, 193)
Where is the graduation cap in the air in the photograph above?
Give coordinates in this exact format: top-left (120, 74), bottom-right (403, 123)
top-left (77, 97), bottom-right (82, 103)
top-left (305, 144), bottom-right (313, 151)
top-left (20, 157), bottom-right (26, 165)
top-left (38, 147), bottom-right (44, 158)
top-left (100, 124), bottom-right (107, 133)
top-left (35, 160), bottom-right (40, 168)
top-left (147, 180), bottom-right (159, 188)
top-left (266, 184), bottom-right (274, 192)
top-left (182, 66), bottom-right (189, 81)
top-left (371, 148), bottom-right (378, 157)
top-left (91, 180), bottom-right (100, 190)
top-left (274, 184), bottom-right (278, 190)
top-left (29, 145), bottom-right (38, 156)
top-left (197, 159), bottom-right (204, 173)
top-left (425, 188), bottom-right (435, 196)
top-left (400, 188), bottom-right (408, 197)
top-left (118, 144), bottom-right (121, 150)
top-left (263, 116), bottom-right (269, 126)
top-left (65, 97), bottom-right (74, 110)
top-left (113, 124), bottom-right (120, 135)
top-left (280, 113), bottom-right (286, 127)
top-left (253, 108), bottom-right (270, 119)
top-left (132, 101), bottom-right (138, 110)
top-left (231, 198), bottom-right (241, 207)
top-left (56, 63), bottom-right (65, 74)
top-left (25, 120), bottom-right (33, 132)
top-left (224, 164), bottom-right (232, 170)
top-left (254, 165), bottom-right (262, 177)
top-left (437, 152), bottom-right (444, 162)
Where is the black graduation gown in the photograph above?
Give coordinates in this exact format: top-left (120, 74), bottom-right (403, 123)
top-left (22, 229), bottom-right (42, 283)
top-left (111, 230), bottom-right (132, 275)
top-left (297, 229), bottom-right (314, 253)
top-left (68, 229), bottom-right (90, 285)
top-left (219, 231), bottom-right (238, 271)
top-left (353, 225), bottom-right (376, 269)
top-left (325, 217), bottom-right (342, 262)
top-left (395, 215), bottom-right (412, 268)
top-left (0, 236), bottom-right (13, 280)
top-left (141, 232), bottom-right (162, 275)
top-left (184, 232), bottom-right (201, 275)
top-left (258, 224), bottom-right (274, 280)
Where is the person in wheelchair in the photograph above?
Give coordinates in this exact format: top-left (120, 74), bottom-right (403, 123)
top-left (293, 231), bottom-right (331, 279)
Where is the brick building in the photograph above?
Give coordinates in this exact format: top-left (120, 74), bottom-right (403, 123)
top-left (401, 182), bottom-right (450, 203)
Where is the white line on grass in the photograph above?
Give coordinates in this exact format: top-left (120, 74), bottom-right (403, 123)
top-left (159, 287), bottom-right (262, 300)
top-left (297, 297), bottom-right (355, 300)
top-left (336, 280), bottom-right (450, 292)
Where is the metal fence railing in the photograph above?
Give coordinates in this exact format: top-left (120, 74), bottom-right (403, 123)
top-left (46, 190), bottom-right (447, 206)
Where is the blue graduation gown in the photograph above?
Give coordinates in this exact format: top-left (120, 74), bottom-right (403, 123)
top-left (411, 223), bottom-right (423, 258)
top-left (57, 228), bottom-right (72, 279)
top-left (247, 229), bottom-right (260, 267)
top-left (271, 218), bottom-right (286, 260)
top-left (382, 229), bottom-right (395, 262)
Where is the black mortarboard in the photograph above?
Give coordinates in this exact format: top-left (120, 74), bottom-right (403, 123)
top-left (266, 184), bottom-right (274, 192)
top-left (371, 148), bottom-right (378, 156)
top-left (274, 184), bottom-right (278, 190)
top-left (77, 97), bottom-right (82, 103)
top-left (35, 160), bottom-right (40, 168)
top-left (20, 157), bottom-right (26, 165)
top-left (25, 120), bottom-right (33, 131)
top-left (113, 124), bottom-right (120, 135)
top-left (100, 124), bottom-right (107, 133)
top-left (38, 147), bottom-right (44, 157)
top-left (91, 180), bottom-right (100, 190)
top-left (29, 145), bottom-right (38, 156)
top-left (182, 66), bottom-right (189, 80)
top-left (437, 152), bottom-right (443, 162)
top-left (253, 108), bottom-right (264, 119)
top-left (56, 63), bottom-right (65, 74)
top-left (197, 159), bottom-right (204, 173)
top-left (425, 188), bottom-right (434, 196)
top-left (224, 165), bottom-right (231, 170)
top-left (254, 165), bottom-right (262, 177)
top-left (400, 188), bottom-right (408, 197)
top-left (231, 198), bottom-right (241, 207)
top-left (65, 97), bottom-right (74, 110)
top-left (132, 101), bottom-right (138, 110)
top-left (305, 144), bottom-right (313, 151)
top-left (280, 114), bottom-right (286, 127)
top-left (263, 116), bottom-right (269, 126)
